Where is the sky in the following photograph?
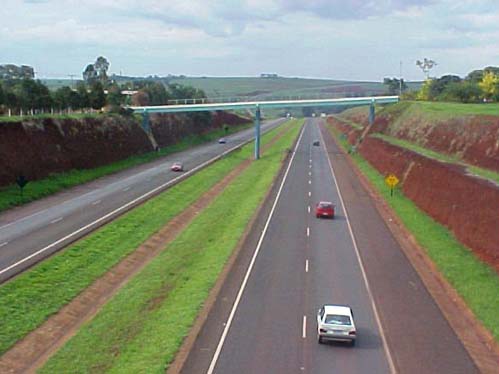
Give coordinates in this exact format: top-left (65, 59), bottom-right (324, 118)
top-left (1, 0), bottom-right (499, 81)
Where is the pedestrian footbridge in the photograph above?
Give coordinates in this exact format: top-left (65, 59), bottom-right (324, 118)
top-left (129, 96), bottom-right (399, 159)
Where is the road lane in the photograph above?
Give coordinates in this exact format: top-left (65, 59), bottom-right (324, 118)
top-left (181, 118), bottom-right (478, 374)
top-left (0, 119), bottom-right (284, 282)
top-left (205, 119), bottom-right (390, 373)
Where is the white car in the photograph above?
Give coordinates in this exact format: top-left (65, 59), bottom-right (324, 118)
top-left (317, 305), bottom-right (356, 345)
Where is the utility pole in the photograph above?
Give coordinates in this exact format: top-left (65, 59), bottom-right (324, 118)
top-left (68, 74), bottom-right (76, 89)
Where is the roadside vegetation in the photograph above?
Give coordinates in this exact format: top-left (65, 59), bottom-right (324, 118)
top-left (328, 125), bottom-right (499, 344)
top-left (385, 65), bottom-right (499, 104)
top-left (0, 120), bottom-right (298, 356)
top-left (39, 120), bottom-right (302, 373)
top-left (0, 122), bottom-right (251, 213)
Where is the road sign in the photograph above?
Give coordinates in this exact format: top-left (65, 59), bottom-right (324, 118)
top-left (385, 174), bottom-right (399, 188)
top-left (385, 174), bottom-right (399, 197)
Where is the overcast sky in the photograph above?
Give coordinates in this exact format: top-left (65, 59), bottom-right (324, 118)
top-left (1, 0), bottom-right (498, 81)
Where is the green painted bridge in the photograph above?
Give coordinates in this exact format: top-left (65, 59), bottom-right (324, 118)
top-left (129, 95), bottom-right (399, 159)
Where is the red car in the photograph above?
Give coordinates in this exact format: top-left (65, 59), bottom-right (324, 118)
top-left (171, 162), bottom-right (184, 172)
top-left (315, 201), bottom-right (335, 219)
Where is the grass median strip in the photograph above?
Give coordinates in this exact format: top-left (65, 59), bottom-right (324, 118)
top-left (327, 124), bottom-right (499, 343)
top-left (0, 121), bottom-right (251, 212)
top-left (0, 120), bottom-right (293, 357)
top-left (39, 120), bottom-right (302, 373)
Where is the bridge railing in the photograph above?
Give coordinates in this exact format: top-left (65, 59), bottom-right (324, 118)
top-left (166, 92), bottom-right (386, 106)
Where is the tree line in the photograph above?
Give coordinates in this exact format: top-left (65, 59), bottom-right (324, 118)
top-left (384, 66), bottom-right (499, 103)
top-left (0, 56), bottom-right (207, 117)
top-left (0, 79), bottom-right (207, 116)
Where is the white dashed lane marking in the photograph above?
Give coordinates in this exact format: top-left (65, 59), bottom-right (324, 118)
top-left (0, 242), bottom-right (8, 248)
top-left (50, 217), bottom-right (63, 224)
top-left (305, 259), bottom-right (309, 273)
top-left (92, 200), bottom-right (102, 205)
top-left (307, 227), bottom-right (310, 237)
top-left (302, 316), bottom-right (307, 338)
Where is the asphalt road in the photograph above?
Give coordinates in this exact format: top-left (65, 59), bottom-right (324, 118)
top-left (0, 119), bottom-right (285, 282)
top-left (181, 118), bottom-right (477, 374)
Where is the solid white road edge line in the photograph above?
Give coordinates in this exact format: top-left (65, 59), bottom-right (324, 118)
top-left (318, 123), bottom-right (397, 374)
top-left (0, 120), bottom-right (283, 233)
top-left (302, 315), bottom-right (307, 338)
top-left (206, 123), bottom-right (306, 374)
top-left (0, 124), bottom-right (281, 277)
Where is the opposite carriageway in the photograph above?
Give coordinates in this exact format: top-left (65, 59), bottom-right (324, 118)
top-left (129, 95), bottom-right (400, 159)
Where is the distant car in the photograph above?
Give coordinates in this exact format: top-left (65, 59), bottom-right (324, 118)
top-left (218, 138), bottom-right (227, 144)
top-left (315, 201), bottom-right (335, 219)
top-left (317, 305), bottom-right (356, 345)
top-left (171, 162), bottom-right (184, 172)
top-left (313, 140), bottom-right (320, 146)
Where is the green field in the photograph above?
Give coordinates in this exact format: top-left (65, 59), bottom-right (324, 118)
top-left (39, 120), bottom-right (302, 373)
top-left (42, 76), bottom-right (421, 100)
top-left (0, 121), bottom-right (293, 357)
top-left (328, 125), bottom-right (499, 345)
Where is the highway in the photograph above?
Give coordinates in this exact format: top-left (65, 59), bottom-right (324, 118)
top-left (181, 118), bottom-right (478, 374)
top-left (0, 119), bottom-right (285, 282)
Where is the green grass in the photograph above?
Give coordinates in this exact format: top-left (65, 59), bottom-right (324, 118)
top-left (329, 124), bottom-right (499, 344)
top-left (380, 101), bottom-right (499, 123)
top-left (39, 120), bottom-right (302, 373)
top-left (0, 112), bottom-right (103, 122)
top-left (371, 134), bottom-right (499, 185)
top-left (0, 120), bottom-right (296, 357)
top-left (0, 122), bottom-right (251, 213)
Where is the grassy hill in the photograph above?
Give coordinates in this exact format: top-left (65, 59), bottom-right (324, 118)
top-left (42, 76), bottom-right (421, 100)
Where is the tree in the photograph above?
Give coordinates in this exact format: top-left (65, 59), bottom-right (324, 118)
top-left (89, 81), bottom-right (106, 110)
top-left (83, 56), bottom-right (110, 85)
top-left (430, 75), bottom-right (462, 99)
top-left (383, 77), bottom-right (407, 95)
top-left (416, 79), bottom-right (433, 101)
top-left (107, 83), bottom-right (124, 110)
top-left (478, 71), bottom-right (499, 100)
top-left (53, 86), bottom-right (73, 109)
top-left (440, 81), bottom-right (481, 103)
top-left (76, 82), bottom-right (90, 109)
top-left (0, 82), bottom-right (4, 106)
top-left (83, 64), bottom-right (97, 83)
top-left (94, 56), bottom-right (110, 83)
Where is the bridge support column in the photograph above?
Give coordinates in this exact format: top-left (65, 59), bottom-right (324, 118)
top-left (142, 110), bottom-right (150, 132)
top-left (255, 105), bottom-right (261, 160)
top-left (368, 100), bottom-right (375, 125)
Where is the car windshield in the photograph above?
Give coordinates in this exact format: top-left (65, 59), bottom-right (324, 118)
top-left (319, 203), bottom-right (332, 208)
top-left (324, 314), bottom-right (351, 325)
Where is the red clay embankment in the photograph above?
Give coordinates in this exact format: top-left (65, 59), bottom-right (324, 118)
top-left (0, 112), bottom-right (248, 187)
top-left (328, 116), bottom-right (499, 272)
